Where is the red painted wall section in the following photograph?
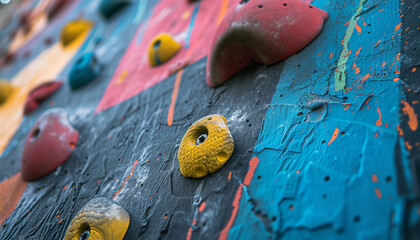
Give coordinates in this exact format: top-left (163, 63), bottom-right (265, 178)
top-left (95, 0), bottom-right (237, 113)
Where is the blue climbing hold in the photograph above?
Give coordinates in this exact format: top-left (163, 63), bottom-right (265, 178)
top-left (69, 52), bottom-right (101, 90)
top-left (99, 0), bottom-right (130, 19)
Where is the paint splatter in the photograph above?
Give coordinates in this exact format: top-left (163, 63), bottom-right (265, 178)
top-left (362, 73), bottom-right (370, 81)
top-left (376, 108), bottom-right (383, 126)
top-left (199, 202), bottom-right (206, 212)
top-left (401, 101), bottom-right (418, 131)
top-left (374, 188), bottom-right (382, 199)
top-left (327, 128), bottom-right (340, 145)
top-left (372, 174), bottom-right (379, 182)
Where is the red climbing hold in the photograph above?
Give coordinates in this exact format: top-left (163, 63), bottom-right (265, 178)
top-left (206, 0), bottom-right (329, 87)
top-left (24, 81), bottom-right (63, 115)
top-left (21, 109), bottom-right (79, 181)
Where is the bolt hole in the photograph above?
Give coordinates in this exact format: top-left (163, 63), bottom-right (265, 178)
top-left (272, 216), bottom-right (277, 221)
top-left (354, 216), bottom-right (361, 222)
top-left (386, 176), bottom-right (392, 182)
top-left (340, 131), bottom-right (345, 135)
top-left (343, 97), bottom-right (348, 102)
top-left (283, 3), bottom-right (287, 6)
top-left (289, 205), bottom-right (294, 210)
top-left (309, 5), bottom-right (313, 8)
top-left (248, 124), bottom-right (252, 127)
top-left (322, 194), bottom-right (327, 199)
top-left (154, 40), bottom-right (161, 49)
top-left (208, 117), bottom-right (212, 121)
top-left (322, 140), bottom-right (326, 143)
top-left (240, 0), bottom-right (250, 4)
top-left (324, 176), bottom-right (330, 182)
top-left (297, 112), bottom-right (303, 116)
top-left (297, 64), bottom-right (301, 67)
top-left (257, 176), bottom-right (261, 179)
top-left (258, 5), bottom-right (263, 8)
top-left (32, 128), bottom-right (41, 139)
top-left (196, 134), bottom-right (208, 145)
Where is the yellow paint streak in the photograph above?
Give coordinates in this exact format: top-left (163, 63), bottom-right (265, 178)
top-left (334, 0), bottom-right (366, 92)
top-left (0, 29), bottom-right (90, 154)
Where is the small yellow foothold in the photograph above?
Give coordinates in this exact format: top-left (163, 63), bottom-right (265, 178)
top-left (60, 20), bottom-right (93, 48)
top-left (0, 80), bottom-right (14, 105)
top-left (148, 33), bottom-right (181, 66)
top-left (178, 114), bottom-right (234, 178)
top-left (64, 197), bottom-right (130, 240)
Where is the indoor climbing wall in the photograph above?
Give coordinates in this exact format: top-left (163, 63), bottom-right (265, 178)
top-left (0, 0), bottom-right (419, 239)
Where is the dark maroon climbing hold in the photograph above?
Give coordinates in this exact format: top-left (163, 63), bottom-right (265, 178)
top-left (206, 0), bottom-right (329, 87)
top-left (21, 109), bottom-right (79, 181)
top-left (24, 81), bottom-right (63, 115)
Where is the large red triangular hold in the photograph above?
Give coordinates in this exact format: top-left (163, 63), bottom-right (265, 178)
top-left (24, 81), bottom-right (63, 115)
top-left (206, 0), bottom-right (329, 87)
top-left (21, 109), bottom-right (79, 181)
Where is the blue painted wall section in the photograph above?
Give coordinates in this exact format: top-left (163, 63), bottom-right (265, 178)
top-left (230, 0), bottom-right (416, 239)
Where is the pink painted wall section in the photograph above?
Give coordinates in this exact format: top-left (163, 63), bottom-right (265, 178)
top-left (95, 0), bottom-right (237, 113)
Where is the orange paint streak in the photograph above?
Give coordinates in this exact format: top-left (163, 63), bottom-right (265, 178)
top-left (199, 202), bottom-right (206, 212)
top-left (355, 47), bottom-right (362, 57)
top-left (344, 21), bottom-right (350, 26)
top-left (330, 53), bottom-right (333, 59)
top-left (378, 8), bottom-right (384, 12)
top-left (344, 104), bottom-right (351, 111)
top-left (355, 24), bottom-right (361, 34)
top-left (63, 185), bottom-right (68, 191)
top-left (228, 171), bottom-right (232, 182)
top-left (355, 67), bottom-right (360, 74)
top-left (375, 40), bottom-right (381, 46)
top-left (318, 52), bottom-right (323, 56)
top-left (393, 78), bottom-right (399, 82)
top-left (376, 108), bottom-right (383, 126)
top-left (0, 172), bottom-right (27, 225)
top-left (216, 0), bottom-right (229, 25)
top-left (113, 160), bottom-right (139, 200)
top-left (186, 218), bottom-right (197, 240)
top-left (374, 132), bottom-right (379, 138)
top-left (413, 67), bottom-right (417, 72)
top-left (362, 73), bottom-right (370, 81)
top-left (382, 62), bottom-right (386, 67)
top-left (344, 50), bottom-right (351, 58)
top-left (167, 70), bottom-right (184, 126)
top-left (243, 157), bottom-right (259, 186)
top-left (395, 23), bottom-right (402, 32)
top-left (396, 52), bottom-right (401, 61)
top-left (375, 188), bottom-right (382, 199)
top-left (363, 22), bottom-right (367, 26)
top-left (401, 101), bottom-right (418, 131)
top-left (219, 157), bottom-right (259, 240)
top-left (372, 174), bottom-right (379, 182)
top-left (397, 124), bottom-right (403, 136)
top-left (327, 128), bottom-right (340, 145)
top-left (219, 184), bottom-right (243, 240)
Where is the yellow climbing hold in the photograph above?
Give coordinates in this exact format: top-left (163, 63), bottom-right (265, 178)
top-left (178, 114), bottom-right (234, 178)
top-left (0, 80), bottom-right (14, 105)
top-left (148, 33), bottom-right (181, 66)
top-left (64, 197), bottom-right (130, 240)
top-left (60, 20), bottom-right (93, 48)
